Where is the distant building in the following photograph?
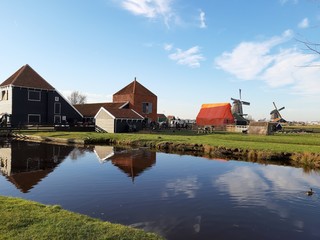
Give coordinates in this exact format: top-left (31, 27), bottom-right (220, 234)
top-left (0, 64), bottom-right (82, 126)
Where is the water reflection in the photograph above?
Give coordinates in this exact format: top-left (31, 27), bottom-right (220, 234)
top-left (0, 141), bottom-right (320, 239)
top-left (0, 141), bottom-right (74, 192)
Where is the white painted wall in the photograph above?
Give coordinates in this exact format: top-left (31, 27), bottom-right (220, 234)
top-left (0, 86), bottom-right (12, 114)
top-left (95, 108), bottom-right (115, 133)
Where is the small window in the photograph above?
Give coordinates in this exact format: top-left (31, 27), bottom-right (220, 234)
top-left (54, 103), bottom-right (61, 114)
top-left (28, 90), bottom-right (41, 101)
top-left (54, 115), bottom-right (61, 124)
top-left (28, 114), bottom-right (41, 124)
top-left (55, 97), bottom-right (59, 101)
top-left (1, 90), bottom-right (8, 101)
top-left (142, 102), bottom-right (152, 114)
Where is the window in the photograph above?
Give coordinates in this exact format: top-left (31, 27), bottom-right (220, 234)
top-left (28, 114), bottom-right (41, 124)
top-left (54, 115), bottom-right (61, 124)
top-left (54, 103), bottom-right (61, 114)
top-left (55, 97), bottom-right (59, 101)
top-left (28, 90), bottom-right (41, 101)
top-left (1, 90), bottom-right (8, 101)
top-left (142, 102), bottom-right (152, 114)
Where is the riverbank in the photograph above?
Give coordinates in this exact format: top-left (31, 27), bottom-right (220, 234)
top-left (12, 130), bottom-right (320, 169)
top-left (0, 196), bottom-right (163, 240)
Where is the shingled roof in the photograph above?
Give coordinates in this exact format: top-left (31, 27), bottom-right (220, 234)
top-left (0, 64), bottom-right (55, 90)
top-left (113, 79), bottom-right (156, 97)
top-left (74, 102), bottom-right (128, 117)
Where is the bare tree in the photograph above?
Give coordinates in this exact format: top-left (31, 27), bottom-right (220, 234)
top-left (301, 40), bottom-right (320, 55)
top-left (68, 91), bottom-right (87, 104)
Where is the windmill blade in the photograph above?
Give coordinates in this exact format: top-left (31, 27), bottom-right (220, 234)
top-left (231, 98), bottom-right (239, 101)
top-left (273, 102), bottom-right (278, 110)
top-left (239, 89), bottom-right (242, 100)
top-left (278, 107), bottom-right (285, 111)
top-left (241, 101), bottom-right (250, 105)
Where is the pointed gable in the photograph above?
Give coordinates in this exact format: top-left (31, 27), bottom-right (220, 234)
top-left (113, 79), bottom-right (156, 98)
top-left (0, 64), bottom-right (55, 90)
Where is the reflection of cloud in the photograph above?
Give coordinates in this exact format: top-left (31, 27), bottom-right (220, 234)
top-left (162, 176), bottom-right (200, 199)
top-left (214, 164), bottom-right (320, 231)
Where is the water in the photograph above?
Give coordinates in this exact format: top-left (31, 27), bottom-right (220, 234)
top-left (1, 140), bottom-right (320, 240)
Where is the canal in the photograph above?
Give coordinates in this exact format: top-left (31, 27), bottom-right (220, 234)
top-left (0, 140), bottom-right (320, 239)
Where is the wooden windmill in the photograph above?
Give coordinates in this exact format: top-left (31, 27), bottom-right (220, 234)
top-left (231, 89), bottom-right (250, 125)
top-left (270, 102), bottom-right (286, 123)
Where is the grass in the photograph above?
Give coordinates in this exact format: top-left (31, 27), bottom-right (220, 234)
top-left (16, 130), bottom-right (320, 154)
top-left (0, 196), bottom-right (163, 240)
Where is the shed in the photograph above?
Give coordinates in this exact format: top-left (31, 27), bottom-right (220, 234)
top-left (196, 103), bottom-right (235, 126)
top-left (95, 107), bottom-right (144, 133)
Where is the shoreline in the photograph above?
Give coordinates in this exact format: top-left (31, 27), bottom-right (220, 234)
top-left (10, 133), bottom-right (320, 170)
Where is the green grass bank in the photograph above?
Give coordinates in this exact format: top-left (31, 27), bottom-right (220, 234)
top-left (13, 130), bottom-right (320, 169)
top-left (0, 196), bottom-right (163, 240)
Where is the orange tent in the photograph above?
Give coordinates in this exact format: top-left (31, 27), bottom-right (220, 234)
top-left (196, 103), bottom-right (235, 126)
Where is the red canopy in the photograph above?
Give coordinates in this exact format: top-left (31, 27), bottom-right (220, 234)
top-left (196, 103), bottom-right (235, 126)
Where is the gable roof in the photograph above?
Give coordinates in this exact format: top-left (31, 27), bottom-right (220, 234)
top-left (196, 103), bottom-right (235, 126)
top-left (0, 64), bottom-right (55, 90)
top-left (74, 102), bottom-right (128, 117)
top-left (105, 108), bottom-right (144, 120)
top-left (113, 79), bottom-right (156, 97)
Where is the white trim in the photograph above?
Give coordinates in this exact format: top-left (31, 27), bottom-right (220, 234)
top-left (131, 109), bottom-right (144, 119)
top-left (55, 89), bottom-right (83, 118)
top-left (94, 107), bottom-right (115, 119)
top-left (28, 114), bottom-right (41, 123)
top-left (28, 90), bottom-right (41, 101)
top-left (119, 101), bottom-right (130, 109)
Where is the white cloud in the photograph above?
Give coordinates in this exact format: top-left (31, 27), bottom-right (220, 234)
top-left (164, 43), bottom-right (173, 51)
top-left (169, 46), bottom-right (205, 68)
top-left (199, 9), bottom-right (206, 29)
top-left (298, 18), bottom-right (309, 29)
top-left (214, 30), bottom-right (320, 96)
top-left (120, 0), bottom-right (175, 27)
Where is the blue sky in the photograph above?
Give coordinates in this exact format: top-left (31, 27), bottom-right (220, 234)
top-left (1, 0), bottom-right (320, 121)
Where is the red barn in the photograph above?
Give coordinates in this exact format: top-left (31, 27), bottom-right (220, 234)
top-left (196, 103), bottom-right (235, 126)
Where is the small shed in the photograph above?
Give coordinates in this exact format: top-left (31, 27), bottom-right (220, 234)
top-left (95, 107), bottom-right (144, 133)
top-left (196, 103), bottom-right (235, 126)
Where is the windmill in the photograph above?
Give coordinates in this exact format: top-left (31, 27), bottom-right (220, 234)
top-left (231, 89), bottom-right (250, 125)
top-left (270, 102), bottom-right (286, 123)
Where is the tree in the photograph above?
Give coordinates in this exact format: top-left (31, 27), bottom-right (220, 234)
top-left (68, 91), bottom-right (87, 104)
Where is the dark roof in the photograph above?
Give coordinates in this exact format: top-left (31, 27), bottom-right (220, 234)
top-left (74, 102), bottom-right (128, 117)
top-left (106, 108), bottom-right (144, 119)
top-left (0, 64), bottom-right (55, 90)
top-left (113, 79), bottom-right (156, 97)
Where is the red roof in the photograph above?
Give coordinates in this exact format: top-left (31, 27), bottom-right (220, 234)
top-left (74, 102), bottom-right (128, 117)
top-left (0, 64), bottom-right (55, 90)
top-left (113, 79), bottom-right (156, 98)
top-left (74, 102), bottom-right (143, 120)
top-left (196, 103), bottom-right (235, 126)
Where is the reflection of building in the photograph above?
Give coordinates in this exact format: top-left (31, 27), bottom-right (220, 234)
top-left (0, 141), bottom-right (74, 193)
top-left (93, 146), bottom-right (156, 182)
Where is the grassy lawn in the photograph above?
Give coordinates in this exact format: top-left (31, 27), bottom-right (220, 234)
top-left (16, 130), bottom-right (320, 154)
top-left (0, 196), bottom-right (163, 240)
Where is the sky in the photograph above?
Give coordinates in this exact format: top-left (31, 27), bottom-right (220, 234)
top-left (0, 0), bottom-right (320, 122)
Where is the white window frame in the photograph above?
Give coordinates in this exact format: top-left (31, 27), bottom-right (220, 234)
top-left (28, 90), bottom-right (41, 101)
top-left (28, 114), bottom-right (41, 124)
top-left (55, 97), bottom-right (59, 101)
top-left (54, 102), bottom-right (61, 114)
top-left (54, 115), bottom-right (61, 124)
